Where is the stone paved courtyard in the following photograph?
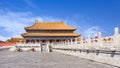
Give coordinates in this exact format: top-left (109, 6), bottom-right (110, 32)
top-left (0, 50), bottom-right (118, 68)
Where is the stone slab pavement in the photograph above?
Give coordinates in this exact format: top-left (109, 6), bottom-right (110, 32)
top-left (0, 50), bottom-right (118, 68)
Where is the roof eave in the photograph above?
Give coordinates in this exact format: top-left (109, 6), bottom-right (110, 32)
top-left (24, 28), bottom-right (76, 31)
top-left (21, 34), bottom-right (81, 37)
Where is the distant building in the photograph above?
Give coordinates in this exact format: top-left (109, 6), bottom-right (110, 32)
top-left (7, 37), bottom-right (25, 43)
top-left (22, 21), bottom-right (80, 43)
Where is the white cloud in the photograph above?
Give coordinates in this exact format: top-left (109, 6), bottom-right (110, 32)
top-left (0, 10), bottom-right (62, 41)
top-left (0, 35), bottom-right (9, 41)
top-left (83, 26), bottom-right (103, 38)
top-left (0, 11), bottom-right (32, 41)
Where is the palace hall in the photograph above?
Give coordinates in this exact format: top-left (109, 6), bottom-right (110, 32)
top-left (21, 21), bottom-right (80, 43)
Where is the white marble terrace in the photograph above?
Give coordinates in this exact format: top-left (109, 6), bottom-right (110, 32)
top-left (53, 27), bottom-right (120, 50)
top-left (10, 27), bottom-right (120, 51)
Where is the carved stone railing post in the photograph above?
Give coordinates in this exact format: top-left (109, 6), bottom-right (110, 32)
top-left (81, 36), bottom-right (83, 45)
top-left (98, 32), bottom-right (102, 47)
top-left (75, 38), bottom-right (77, 45)
top-left (113, 27), bottom-right (120, 49)
top-left (87, 35), bottom-right (91, 45)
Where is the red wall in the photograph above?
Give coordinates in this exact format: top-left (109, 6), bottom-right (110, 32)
top-left (0, 42), bottom-right (15, 47)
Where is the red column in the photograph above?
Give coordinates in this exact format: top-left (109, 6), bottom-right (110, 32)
top-left (39, 40), bottom-right (41, 43)
top-left (34, 39), bottom-right (36, 43)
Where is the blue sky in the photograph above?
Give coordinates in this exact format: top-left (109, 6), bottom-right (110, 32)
top-left (0, 0), bottom-right (120, 41)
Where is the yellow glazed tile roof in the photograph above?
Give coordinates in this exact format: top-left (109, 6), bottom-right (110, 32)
top-left (22, 33), bottom-right (80, 37)
top-left (25, 21), bottom-right (76, 30)
top-left (8, 38), bottom-right (25, 42)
